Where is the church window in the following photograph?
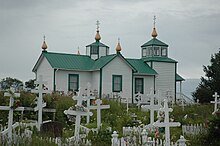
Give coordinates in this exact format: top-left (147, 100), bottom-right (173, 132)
top-left (112, 75), bottom-right (122, 92)
top-left (68, 74), bottom-right (79, 92)
top-left (149, 47), bottom-right (153, 56)
top-left (135, 78), bottom-right (144, 94)
top-left (91, 46), bottom-right (98, 54)
top-left (161, 47), bottom-right (167, 56)
top-left (142, 48), bottom-right (147, 57)
top-left (154, 47), bottom-right (160, 56)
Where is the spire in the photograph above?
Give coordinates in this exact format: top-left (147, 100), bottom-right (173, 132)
top-left (151, 16), bottom-right (158, 38)
top-left (77, 47), bottom-right (80, 55)
top-left (95, 20), bottom-right (101, 41)
top-left (41, 35), bottom-right (48, 51)
top-left (115, 38), bottom-right (122, 53)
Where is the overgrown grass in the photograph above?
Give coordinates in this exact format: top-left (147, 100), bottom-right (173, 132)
top-left (0, 92), bottom-right (217, 145)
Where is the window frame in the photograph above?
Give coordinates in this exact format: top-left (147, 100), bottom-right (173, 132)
top-left (161, 47), bottom-right (167, 57)
top-left (135, 78), bottom-right (144, 94)
top-left (68, 74), bottom-right (79, 92)
top-left (90, 46), bottom-right (99, 54)
top-left (112, 75), bottom-right (122, 92)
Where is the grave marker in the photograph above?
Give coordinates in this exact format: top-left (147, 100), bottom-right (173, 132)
top-left (64, 90), bottom-right (93, 143)
top-left (84, 83), bottom-right (96, 123)
top-left (153, 99), bottom-right (181, 146)
top-left (31, 75), bottom-right (51, 131)
top-left (210, 92), bottom-right (220, 114)
top-left (1, 88), bottom-right (22, 143)
top-left (141, 89), bottom-right (161, 125)
top-left (90, 99), bottom-right (110, 130)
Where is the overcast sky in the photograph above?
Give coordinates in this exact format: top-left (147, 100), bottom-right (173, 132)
top-left (1, 0), bottom-right (220, 82)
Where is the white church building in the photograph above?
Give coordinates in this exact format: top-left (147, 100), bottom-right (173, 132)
top-left (32, 21), bottom-right (184, 103)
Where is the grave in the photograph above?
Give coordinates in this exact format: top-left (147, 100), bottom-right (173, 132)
top-left (84, 82), bottom-right (96, 124)
top-left (31, 75), bottom-right (51, 131)
top-left (210, 92), bottom-right (220, 114)
top-left (89, 99), bottom-right (110, 130)
top-left (153, 99), bottom-right (181, 146)
top-left (40, 121), bottom-right (63, 137)
top-left (141, 89), bottom-right (162, 125)
top-left (0, 87), bottom-right (24, 143)
top-left (64, 90), bottom-right (93, 143)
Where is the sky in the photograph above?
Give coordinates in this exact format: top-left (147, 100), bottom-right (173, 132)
top-left (0, 0), bottom-right (220, 82)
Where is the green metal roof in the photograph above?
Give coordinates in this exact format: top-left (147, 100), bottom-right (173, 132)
top-left (86, 41), bottom-right (109, 48)
top-left (43, 52), bottom-right (95, 70)
top-left (92, 54), bottom-right (117, 70)
top-left (141, 38), bottom-right (168, 47)
top-left (127, 59), bottom-right (157, 75)
top-left (142, 56), bottom-right (177, 63)
top-left (176, 73), bottom-right (185, 81)
top-left (33, 52), bottom-right (137, 72)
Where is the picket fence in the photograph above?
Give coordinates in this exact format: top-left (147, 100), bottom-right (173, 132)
top-left (182, 124), bottom-right (206, 135)
top-left (0, 122), bottom-right (92, 146)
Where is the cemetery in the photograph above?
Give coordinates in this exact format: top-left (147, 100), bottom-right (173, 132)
top-left (0, 76), bottom-right (219, 145)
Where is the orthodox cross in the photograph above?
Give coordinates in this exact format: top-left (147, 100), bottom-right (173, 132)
top-left (90, 99), bottom-right (110, 130)
top-left (64, 92), bottom-right (93, 143)
top-left (141, 89), bottom-right (161, 124)
top-left (96, 20), bottom-right (100, 31)
top-left (31, 75), bottom-right (51, 131)
top-left (153, 99), bottom-right (181, 146)
top-left (1, 88), bottom-right (22, 143)
top-left (153, 15), bottom-right (156, 28)
top-left (210, 92), bottom-right (220, 114)
top-left (85, 82), bottom-right (96, 123)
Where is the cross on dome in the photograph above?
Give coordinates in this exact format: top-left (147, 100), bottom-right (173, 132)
top-left (95, 20), bottom-right (101, 41)
top-left (96, 20), bottom-right (100, 31)
top-left (151, 16), bottom-right (158, 38)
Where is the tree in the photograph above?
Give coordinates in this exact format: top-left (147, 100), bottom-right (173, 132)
top-left (25, 79), bottom-right (36, 89)
top-left (192, 49), bottom-right (220, 103)
top-left (0, 77), bottom-right (23, 90)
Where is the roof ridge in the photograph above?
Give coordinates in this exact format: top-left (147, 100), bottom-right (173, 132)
top-left (45, 51), bottom-right (91, 58)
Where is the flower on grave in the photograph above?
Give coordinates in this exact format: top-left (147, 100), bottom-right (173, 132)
top-left (11, 99), bottom-right (21, 109)
top-left (155, 127), bottom-right (160, 137)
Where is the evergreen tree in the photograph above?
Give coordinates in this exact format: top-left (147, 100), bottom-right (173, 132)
top-left (192, 49), bottom-right (220, 103)
top-left (25, 79), bottom-right (36, 89)
top-left (0, 77), bottom-right (23, 90)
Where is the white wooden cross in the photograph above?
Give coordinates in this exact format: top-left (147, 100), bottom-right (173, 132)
top-left (64, 95), bottom-right (93, 143)
top-left (73, 88), bottom-right (90, 106)
top-left (135, 92), bottom-right (142, 108)
top-left (31, 75), bottom-right (51, 131)
top-left (141, 89), bottom-right (161, 125)
top-left (89, 99), bottom-right (110, 130)
top-left (85, 82), bottom-right (96, 123)
top-left (153, 99), bottom-right (181, 146)
top-left (210, 92), bottom-right (220, 114)
top-left (0, 88), bottom-right (23, 143)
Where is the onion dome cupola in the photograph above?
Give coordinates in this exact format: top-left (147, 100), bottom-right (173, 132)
top-left (141, 16), bottom-right (168, 58)
top-left (86, 20), bottom-right (109, 60)
top-left (41, 35), bottom-right (48, 52)
top-left (115, 38), bottom-right (122, 53)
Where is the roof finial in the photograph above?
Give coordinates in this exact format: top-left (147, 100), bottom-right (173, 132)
top-left (77, 47), bottom-right (80, 55)
top-left (95, 20), bottom-right (101, 41)
top-left (96, 20), bottom-right (100, 31)
top-left (116, 38), bottom-right (122, 53)
top-left (41, 35), bottom-right (48, 51)
top-left (153, 15), bottom-right (156, 28)
top-left (151, 15), bottom-right (158, 38)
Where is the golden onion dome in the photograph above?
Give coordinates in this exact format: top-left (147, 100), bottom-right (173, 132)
top-left (151, 27), bottom-right (158, 38)
top-left (116, 42), bottom-right (122, 52)
top-left (41, 41), bottom-right (47, 50)
top-left (95, 31), bottom-right (101, 41)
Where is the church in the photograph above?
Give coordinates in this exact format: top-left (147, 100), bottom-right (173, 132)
top-left (32, 20), bottom-right (184, 103)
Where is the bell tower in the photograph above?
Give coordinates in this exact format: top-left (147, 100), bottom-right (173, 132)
top-left (86, 21), bottom-right (109, 60)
